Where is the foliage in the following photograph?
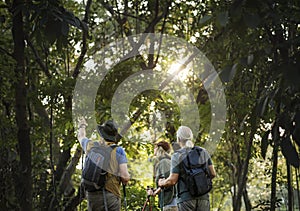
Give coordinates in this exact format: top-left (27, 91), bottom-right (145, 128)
top-left (0, 0), bottom-right (300, 210)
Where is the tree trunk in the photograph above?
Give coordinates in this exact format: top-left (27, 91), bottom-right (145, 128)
top-left (233, 114), bottom-right (257, 211)
top-left (286, 161), bottom-right (293, 211)
top-left (49, 146), bottom-right (82, 210)
top-left (243, 188), bottom-right (252, 211)
top-left (12, 0), bottom-right (32, 209)
top-left (296, 168), bottom-right (300, 210)
top-left (270, 141), bottom-right (279, 211)
top-left (64, 186), bottom-right (85, 211)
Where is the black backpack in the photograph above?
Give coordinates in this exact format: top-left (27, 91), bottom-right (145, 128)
top-left (180, 147), bottom-right (212, 197)
top-left (82, 142), bottom-right (117, 192)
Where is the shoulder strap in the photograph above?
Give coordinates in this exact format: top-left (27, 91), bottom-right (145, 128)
top-left (177, 148), bottom-right (188, 196)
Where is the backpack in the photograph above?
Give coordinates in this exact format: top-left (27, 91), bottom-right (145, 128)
top-left (180, 146), bottom-right (212, 197)
top-left (82, 142), bottom-right (117, 192)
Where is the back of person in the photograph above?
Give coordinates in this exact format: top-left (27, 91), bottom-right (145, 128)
top-left (82, 141), bottom-right (122, 196)
top-left (77, 118), bottom-right (130, 211)
top-left (154, 141), bottom-right (177, 211)
top-left (155, 155), bottom-right (175, 208)
top-left (176, 147), bottom-right (211, 202)
top-left (158, 126), bottom-right (216, 211)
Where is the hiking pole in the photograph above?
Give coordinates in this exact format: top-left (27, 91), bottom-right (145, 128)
top-left (160, 175), bottom-right (165, 211)
top-left (141, 195), bottom-right (149, 211)
top-left (123, 183), bottom-right (127, 211)
top-left (161, 187), bottom-right (164, 211)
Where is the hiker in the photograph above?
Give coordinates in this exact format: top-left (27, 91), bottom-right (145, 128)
top-left (77, 118), bottom-right (130, 211)
top-left (149, 141), bottom-right (178, 211)
top-left (158, 126), bottom-right (216, 211)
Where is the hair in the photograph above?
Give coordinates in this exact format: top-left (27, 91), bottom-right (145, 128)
top-left (176, 126), bottom-right (194, 148)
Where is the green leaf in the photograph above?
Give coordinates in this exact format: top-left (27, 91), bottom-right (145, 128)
top-left (247, 54), bottom-right (254, 65)
top-left (63, 11), bottom-right (81, 29)
top-left (219, 64), bottom-right (237, 83)
top-left (61, 21), bottom-right (69, 36)
top-left (256, 95), bottom-right (269, 117)
top-left (216, 11), bottom-right (229, 27)
top-left (45, 20), bottom-right (60, 45)
top-left (199, 15), bottom-right (212, 25)
top-left (280, 136), bottom-right (300, 168)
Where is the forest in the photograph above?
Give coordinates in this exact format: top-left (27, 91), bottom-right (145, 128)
top-left (0, 0), bottom-right (300, 210)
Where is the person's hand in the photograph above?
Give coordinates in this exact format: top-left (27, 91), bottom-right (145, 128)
top-left (158, 178), bottom-right (165, 187)
top-left (146, 187), bottom-right (154, 196)
top-left (146, 189), bottom-right (153, 196)
top-left (77, 117), bottom-right (87, 141)
top-left (78, 117), bottom-right (88, 128)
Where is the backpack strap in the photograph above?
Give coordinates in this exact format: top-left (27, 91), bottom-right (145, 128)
top-left (177, 148), bottom-right (189, 196)
top-left (104, 144), bottom-right (118, 180)
top-left (187, 147), bottom-right (206, 169)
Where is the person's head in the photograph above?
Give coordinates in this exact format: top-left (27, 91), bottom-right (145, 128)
top-left (97, 120), bottom-right (121, 143)
top-left (172, 142), bottom-right (181, 151)
top-left (176, 126), bottom-right (194, 148)
top-left (154, 141), bottom-right (171, 157)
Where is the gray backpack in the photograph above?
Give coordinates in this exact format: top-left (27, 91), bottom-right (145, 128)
top-left (82, 143), bottom-right (117, 192)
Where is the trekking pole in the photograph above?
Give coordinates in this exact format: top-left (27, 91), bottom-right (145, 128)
top-left (123, 183), bottom-right (127, 211)
top-left (142, 186), bottom-right (153, 211)
top-left (161, 187), bottom-right (164, 211)
top-left (160, 175), bottom-right (165, 211)
top-left (149, 194), bottom-right (152, 211)
top-left (141, 195), bottom-right (150, 211)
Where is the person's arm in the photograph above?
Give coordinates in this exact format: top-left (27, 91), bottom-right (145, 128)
top-left (158, 152), bottom-right (180, 188)
top-left (206, 152), bottom-right (216, 179)
top-left (152, 187), bottom-right (161, 196)
top-left (208, 164), bottom-right (216, 179)
top-left (119, 163), bottom-right (130, 185)
top-left (77, 117), bottom-right (90, 152)
top-left (117, 147), bottom-right (130, 184)
top-left (158, 173), bottom-right (179, 187)
top-left (77, 117), bottom-right (87, 142)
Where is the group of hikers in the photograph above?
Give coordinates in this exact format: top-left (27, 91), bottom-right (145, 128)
top-left (77, 118), bottom-right (216, 211)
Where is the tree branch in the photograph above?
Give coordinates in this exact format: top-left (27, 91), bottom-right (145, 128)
top-left (0, 45), bottom-right (13, 58)
top-left (25, 35), bottom-right (51, 78)
top-left (99, 0), bottom-right (125, 24)
top-left (72, 0), bottom-right (92, 78)
top-left (48, 146), bottom-right (82, 210)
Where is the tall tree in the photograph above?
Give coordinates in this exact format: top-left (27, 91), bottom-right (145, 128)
top-left (11, 0), bottom-right (32, 209)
